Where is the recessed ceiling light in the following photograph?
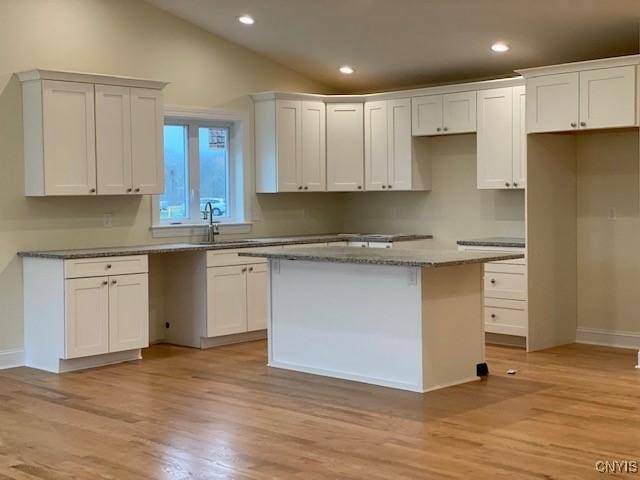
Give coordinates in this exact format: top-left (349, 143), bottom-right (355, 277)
top-left (238, 15), bottom-right (255, 25)
top-left (339, 65), bottom-right (354, 75)
top-left (491, 42), bottom-right (510, 53)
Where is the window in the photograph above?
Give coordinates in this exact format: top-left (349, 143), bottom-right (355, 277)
top-left (159, 122), bottom-right (232, 224)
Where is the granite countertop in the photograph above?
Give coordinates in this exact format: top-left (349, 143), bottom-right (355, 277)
top-left (456, 237), bottom-right (525, 248)
top-left (18, 233), bottom-right (433, 260)
top-left (239, 245), bottom-right (524, 268)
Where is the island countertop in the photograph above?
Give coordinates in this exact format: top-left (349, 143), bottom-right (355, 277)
top-left (17, 233), bottom-right (433, 259)
top-left (457, 237), bottom-right (525, 248)
top-left (239, 245), bottom-right (524, 268)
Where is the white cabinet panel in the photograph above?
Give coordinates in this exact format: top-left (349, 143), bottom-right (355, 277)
top-left (411, 94), bottom-right (442, 136)
top-left (443, 91), bottom-right (476, 134)
top-left (526, 72), bottom-right (579, 133)
top-left (95, 84), bottom-right (132, 195)
top-left (327, 103), bottom-right (364, 191)
top-left (512, 85), bottom-right (526, 188)
top-left (579, 66), bottom-right (636, 130)
top-left (387, 98), bottom-right (412, 190)
top-left (301, 101), bottom-right (326, 191)
top-left (130, 88), bottom-right (164, 194)
top-left (42, 80), bottom-right (96, 195)
top-left (247, 263), bottom-right (268, 331)
top-left (364, 101), bottom-right (389, 190)
top-left (108, 273), bottom-right (149, 353)
top-left (477, 87), bottom-right (513, 189)
top-left (276, 99), bottom-right (302, 192)
top-left (64, 276), bottom-right (109, 359)
top-left (207, 265), bottom-right (247, 337)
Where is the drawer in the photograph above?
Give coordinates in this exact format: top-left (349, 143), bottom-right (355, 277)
top-left (484, 262), bottom-right (525, 274)
top-left (485, 305), bottom-right (527, 336)
top-left (64, 255), bottom-right (148, 279)
top-left (367, 242), bottom-right (392, 249)
top-left (484, 271), bottom-right (526, 300)
top-left (347, 241), bottom-right (369, 248)
top-left (206, 248), bottom-right (268, 267)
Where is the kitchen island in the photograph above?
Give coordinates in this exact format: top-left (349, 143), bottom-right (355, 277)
top-left (240, 246), bottom-right (525, 393)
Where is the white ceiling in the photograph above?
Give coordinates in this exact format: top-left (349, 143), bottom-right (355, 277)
top-left (146, 0), bottom-right (640, 93)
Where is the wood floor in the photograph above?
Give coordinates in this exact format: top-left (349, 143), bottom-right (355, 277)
top-left (1, 342), bottom-right (639, 480)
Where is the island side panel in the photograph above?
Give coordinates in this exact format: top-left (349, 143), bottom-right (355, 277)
top-left (269, 259), bottom-right (424, 392)
top-left (421, 263), bottom-right (484, 392)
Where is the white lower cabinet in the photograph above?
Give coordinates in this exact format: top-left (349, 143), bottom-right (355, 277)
top-left (23, 255), bottom-right (150, 372)
top-left (206, 260), bottom-right (268, 337)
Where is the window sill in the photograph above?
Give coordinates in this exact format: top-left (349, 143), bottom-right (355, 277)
top-left (150, 222), bottom-right (252, 239)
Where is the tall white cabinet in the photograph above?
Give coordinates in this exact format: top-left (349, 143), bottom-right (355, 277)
top-left (18, 69), bottom-right (167, 196)
top-left (255, 97), bottom-right (326, 192)
top-left (364, 99), bottom-right (430, 191)
top-left (476, 86), bottom-right (526, 189)
top-left (326, 102), bottom-right (365, 191)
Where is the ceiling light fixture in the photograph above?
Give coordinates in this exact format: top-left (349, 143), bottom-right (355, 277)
top-left (491, 42), bottom-right (510, 53)
top-left (339, 65), bottom-right (354, 75)
top-left (238, 15), bottom-right (255, 25)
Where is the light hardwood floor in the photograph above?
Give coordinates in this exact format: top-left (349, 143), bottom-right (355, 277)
top-left (1, 341), bottom-right (639, 479)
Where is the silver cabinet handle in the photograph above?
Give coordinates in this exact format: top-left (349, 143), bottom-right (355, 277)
top-left (382, 185), bottom-right (386, 189)
top-left (111, 280), bottom-right (117, 285)
top-left (388, 185), bottom-right (392, 189)
top-left (443, 127), bottom-right (448, 132)
top-left (298, 186), bottom-right (303, 190)
top-left (241, 267), bottom-right (247, 272)
top-left (126, 188), bottom-right (132, 193)
top-left (436, 127), bottom-right (441, 132)
top-left (491, 313), bottom-right (496, 319)
top-left (106, 264), bottom-right (112, 269)
top-left (490, 279), bottom-right (496, 284)
top-left (513, 182), bottom-right (518, 187)
top-left (89, 188), bottom-right (96, 193)
top-left (134, 188), bottom-right (141, 193)
top-left (571, 122), bottom-right (577, 128)
top-left (580, 122), bottom-right (586, 127)
top-left (102, 280), bottom-right (108, 286)
top-left (304, 186), bottom-right (308, 190)
top-left (357, 185), bottom-right (362, 190)
top-left (249, 267), bottom-right (254, 272)
top-left (505, 182), bottom-right (511, 187)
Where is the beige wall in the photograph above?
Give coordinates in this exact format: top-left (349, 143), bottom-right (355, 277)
top-left (0, 0), bottom-right (344, 352)
top-left (577, 129), bottom-right (640, 333)
top-left (341, 134), bottom-right (526, 247)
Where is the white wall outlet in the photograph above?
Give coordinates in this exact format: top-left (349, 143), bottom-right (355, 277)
top-left (103, 213), bottom-right (113, 228)
top-left (607, 207), bottom-right (617, 221)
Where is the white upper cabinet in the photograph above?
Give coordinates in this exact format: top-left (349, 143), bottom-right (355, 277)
top-left (39, 80), bottom-right (97, 196)
top-left (579, 66), bottom-right (636, 130)
top-left (18, 69), bottom-right (167, 196)
top-left (521, 59), bottom-right (639, 133)
top-left (96, 84), bottom-right (132, 195)
top-left (411, 91), bottom-right (476, 136)
top-left (255, 98), bottom-right (326, 192)
top-left (364, 98), bottom-right (428, 191)
top-left (130, 88), bottom-right (164, 194)
top-left (326, 103), bottom-right (364, 191)
top-left (301, 101), bottom-right (326, 191)
top-left (477, 86), bottom-right (526, 190)
top-left (526, 72), bottom-right (579, 133)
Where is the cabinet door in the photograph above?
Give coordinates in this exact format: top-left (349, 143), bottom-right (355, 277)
top-left (443, 91), bottom-right (476, 134)
top-left (276, 100), bottom-right (302, 192)
top-left (579, 66), bottom-right (637, 130)
top-left (526, 72), bottom-right (579, 133)
top-left (95, 85), bottom-right (132, 195)
top-left (364, 101), bottom-right (389, 190)
top-left (130, 88), bottom-right (164, 194)
top-left (108, 273), bottom-right (149, 353)
top-left (387, 98), bottom-right (412, 190)
top-left (64, 276), bottom-right (109, 359)
top-left (326, 103), bottom-right (364, 191)
top-left (42, 80), bottom-right (96, 195)
top-left (246, 263), bottom-right (268, 331)
top-left (206, 265), bottom-right (247, 337)
top-left (411, 94), bottom-right (442, 136)
top-left (512, 86), bottom-right (526, 188)
top-left (477, 88), bottom-right (513, 189)
top-left (301, 101), bottom-right (326, 191)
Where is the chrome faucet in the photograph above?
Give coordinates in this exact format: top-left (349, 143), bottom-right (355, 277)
top-left (202, 202), bottom-right (220, 243)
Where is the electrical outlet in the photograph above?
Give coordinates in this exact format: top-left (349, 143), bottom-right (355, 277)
top-left (607, 207), bottom-right (617, 221)
top-left (103, 213), bottom-right (113, 228)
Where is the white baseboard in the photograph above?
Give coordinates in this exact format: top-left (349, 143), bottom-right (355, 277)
top-left (576, 327), bottom-right (640, 350)
top-left (0, 349), bottom-right (25, 369)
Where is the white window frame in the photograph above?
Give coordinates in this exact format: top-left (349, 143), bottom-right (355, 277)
top-left (151, 105), bottom-right (251, 238)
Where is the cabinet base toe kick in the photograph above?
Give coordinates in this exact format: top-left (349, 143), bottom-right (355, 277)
top-left (27, 349), bottom-right (142, 374)
top-left (199, 330), bottom-right (267, 349)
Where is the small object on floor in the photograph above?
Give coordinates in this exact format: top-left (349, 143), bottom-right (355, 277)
top-left (507, 369), bottom-right (517, 375)
top-left (476, 362), bottom-right (489, 377)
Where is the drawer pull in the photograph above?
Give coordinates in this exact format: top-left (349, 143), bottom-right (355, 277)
top-left (106, 264), bottom-right (112, 269)
top-left (491, 313), bottom-right (496, 319)
top-left (490, 278), bottom-right (496, 284)
top-left (111, 280), bottom-right (117, 285)
top-left (102, 280), bottom-right (108, 286)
